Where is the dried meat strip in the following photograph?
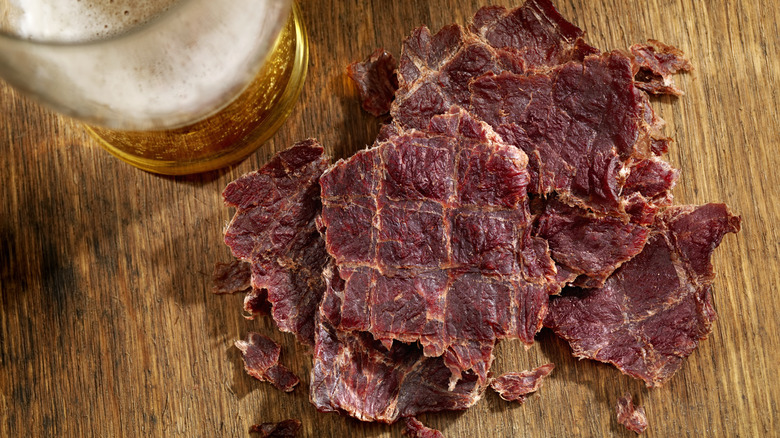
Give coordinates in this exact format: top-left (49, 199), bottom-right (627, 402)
top-left (392, 0), bottom-right (597, 131)
top-left (318, 108), bottom-right (558, 383)
top-left (490, 363), bottom-right (554, 404)
top-left (544, 204), bottom-right (741, 387)
top-left (631, 40), bottom-right (692, 96)
top-left (470, 52), bottom-right (666, 216)
top-left (235, 333), bottom-right (300, 392)
top-left (347, 48), bottom-right (399, 117)
top-left (534, 200), bottom-right (649, 288)
top-left (249, 419), bottom-right (302, 437)
top-left (212, 259), bottom-right (252, 295)
top-left (223, 139), bottom-right (330, 346)
top-left (616, 393), bottom-right (648, 434)
top-left (403, 417), bottom-right (445, 438)
top-left (310, 317), bottom-right (485, 423)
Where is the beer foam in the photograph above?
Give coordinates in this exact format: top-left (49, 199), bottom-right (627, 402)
top-left (7, 0), bottom-right (179, 42)
top-left (1, 0), bottom-right (290, 129)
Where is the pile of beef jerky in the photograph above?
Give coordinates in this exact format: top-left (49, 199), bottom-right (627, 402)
top-left (215, 1), bottom-right (740, 435)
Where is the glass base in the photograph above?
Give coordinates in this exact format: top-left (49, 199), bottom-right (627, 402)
top-left (87, 2), bottom-right (309, 175)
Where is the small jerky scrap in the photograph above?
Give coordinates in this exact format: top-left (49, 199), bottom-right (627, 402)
top-left (235, 332), bottom-right (300, 392)
top-left (249, 419), bottom-right (302, 437)
top-left (490, 363), bottom-right (554, 404)
top-left (545, 204), bottom-right (741, 387)
top-left (631, 40), bottom-right (692, 96)
top-left (403, 417), bottom-right (445, 438)
top-left (318, 108), bottom-right (558, 383)
top-left (616, 393), bottom-right (648, 434)
top-left (310, 318), bottom-right (485, 423)
top-left (212, 259), bottom-right (252, 295)
top-left (223, 139), bottom-right (331, 346)
top-left (534, 200), bottom-right (650, 288)
top-left (392, 0), bottom-right (597, 130)
top-left (347, 48), bottom-right (399, 116)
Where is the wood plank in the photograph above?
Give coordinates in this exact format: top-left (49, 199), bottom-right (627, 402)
top-left (1, 0), bottom-right (778, 436)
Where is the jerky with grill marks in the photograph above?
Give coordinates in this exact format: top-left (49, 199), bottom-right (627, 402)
top-left (318, 108), bottom-right (558, 383)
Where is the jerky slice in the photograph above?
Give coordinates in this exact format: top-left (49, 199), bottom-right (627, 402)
top-left (249, 419), bottom-right (302, 437)
top-left (235, 333), bottom-right (300, 392)
top-left (223, 139), bottom-right (330, 346)
top-left (616, 393), bottom-right (648, 434)
top-left (212, 259), bottom-right (252, 295)
top-left (319, 108), bottom-right (558, 382)
top-left (393, 0), bottom-right (597, 131)
top-left (347, 48), bottom-right (399, 116)
top-left (534, 200), bottom-right (649, 288)
top-left (310, 317), bottom-right (485, 423)
top-left (403, 417), bottom-right (445, 438)
top-left (545, 204), bottom-right (741, 387)
top-left (631, 40), bottom-right (692, 96)
top-left (490, 363), bottom-right (554, 404)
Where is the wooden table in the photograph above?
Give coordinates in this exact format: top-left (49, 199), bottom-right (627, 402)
top-left (1, 1), bottom-right (778, 436)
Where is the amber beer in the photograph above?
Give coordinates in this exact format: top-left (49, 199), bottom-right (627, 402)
top-left (0, 0), bottom-right (308, 175)
top-left (88, 5), bottom-right (308, 175)
top-left (89, 5), bottom-right (307, 174)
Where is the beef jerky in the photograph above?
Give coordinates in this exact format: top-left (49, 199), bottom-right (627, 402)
top-left (318, 108), bottom-right (558, 382)
top-left (545, 204), bottom-right (741, 387)
top-left (249, 419), bottom-right (302, 437)
top-left (490, 363), bottom-right (554, 403)
top-left (631, 40), bottom-right (692, 96)
top-left (310, 317), bottom-right (485, 423)
top-left (616, 393), bottom-right (648, 434)
top-left (348, 48), bottom-right (399, 117)
top-left (403, 417), bottom-right (445, 438)
top-left (235, 333), bottom-right (300, 392)
top-left (534, 199), bottom-right (649, 288)
top-left (392, 0), bottom-right (597, 130)
top-left (470, 52), bottom-right (661, 215)
top-left (212, 259), bottom-right (252, 295)
top-left (223, 139), bottom-right (330, 346)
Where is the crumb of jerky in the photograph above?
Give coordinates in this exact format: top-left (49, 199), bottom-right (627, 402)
top-left (347, 48), bottom-right (399, 116)
top-left (490, 363), bottom-right (554, 403)
top-left (616, 393), bottom-right (648, 434)
top-left (249, 419), bottom-right (302, 437)
top-left (212, 259), bottom-right (252, 294)
top-left (235, 333), bottom-right (300, 392)
top-left (404, 417), bottom-right (445, 438)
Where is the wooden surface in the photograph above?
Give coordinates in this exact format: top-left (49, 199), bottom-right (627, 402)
top-left (1, 1), bottom-right (778, 436)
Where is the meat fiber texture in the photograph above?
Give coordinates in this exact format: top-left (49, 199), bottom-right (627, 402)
top-left (544, 204), bottom-right (741, 387)
top-left (249, 419), bottom-right (302, 437)
top-left (347, 48), bottom-right (398, 117)
top-left (318, 107), bottom-right (559, 384)
top-left (223, 139), bottom-right (331, 346)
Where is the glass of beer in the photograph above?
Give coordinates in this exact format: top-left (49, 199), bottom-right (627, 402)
top-left (0, 0), bottom-right (308, 175)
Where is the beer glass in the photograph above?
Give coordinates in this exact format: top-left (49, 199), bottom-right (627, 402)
top-left (0, 0), bottom-right (308, 175)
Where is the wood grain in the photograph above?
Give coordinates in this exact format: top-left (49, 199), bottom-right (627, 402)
top-left (1, 0), bottom-right (778, 436)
